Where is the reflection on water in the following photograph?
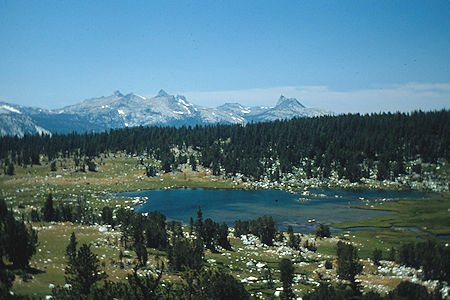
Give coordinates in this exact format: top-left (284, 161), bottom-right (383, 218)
top-left (116, 188), bottom-right (430, 234)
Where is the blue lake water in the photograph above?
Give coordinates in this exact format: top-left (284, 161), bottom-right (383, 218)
top-left (116, 188), bottom-right (431, 234)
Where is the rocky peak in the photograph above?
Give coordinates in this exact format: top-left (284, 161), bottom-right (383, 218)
top-left (276, 95), bottom-right (305, 108)
top-left (156, 89), bottom-right (169, 97)
top-left (113, 90), bottom-right (123, 97)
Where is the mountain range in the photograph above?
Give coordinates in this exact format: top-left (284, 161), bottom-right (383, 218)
top-left (0, 90), bottom-right (332, 136)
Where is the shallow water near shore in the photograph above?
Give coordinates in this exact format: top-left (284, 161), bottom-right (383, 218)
top-left (116, 188), bottom-right (431, 234)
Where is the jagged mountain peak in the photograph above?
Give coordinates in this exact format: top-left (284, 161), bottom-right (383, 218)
top-left (156, 89), bottom-right (169, 97)
top-left (113, 90), bottom-right (123, 97)
top-left (0, 91), bottom-right (332, 136)
top-left (276, 95), bottom-right (305, 108)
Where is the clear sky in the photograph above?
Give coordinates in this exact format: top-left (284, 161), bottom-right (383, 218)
top-left (0, 0), bottom-right (449, 113)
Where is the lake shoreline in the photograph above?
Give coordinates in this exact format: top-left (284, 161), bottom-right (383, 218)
top-left (115, 187), bottom-right (431, 234)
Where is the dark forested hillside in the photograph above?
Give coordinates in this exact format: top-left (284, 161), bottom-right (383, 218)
top-left (0, 110), bottom-right (448, 182)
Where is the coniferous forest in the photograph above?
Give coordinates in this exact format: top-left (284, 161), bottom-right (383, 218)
top-left (0, 110), bottom-right (449, 300)
top-left (0, 110), bottom-right (448, 183)
top-left (2, 2), bottom-right (449, 299)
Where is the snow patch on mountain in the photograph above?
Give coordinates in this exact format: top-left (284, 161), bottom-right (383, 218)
top-left (0, 90), bottom-right (332, 136)
top-left (0, 104), bottom-right (22, 114)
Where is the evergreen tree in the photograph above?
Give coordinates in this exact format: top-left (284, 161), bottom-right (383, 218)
top-left (189, 217), bottom-right (194, 235)
top-left (207, 269), bottom-right (249, 300)
top-left (249, 215), bottom-right (277, 246)
top-left (337, 241), bottom-right (362, 290)
top-left (6, 162), bottom-right (14, 176)
top-left (42, 193), bottom-right (55, 222)
top-left (180, 267), bottom-right (249, 300)
top-left (0, 198), bottom-right (9, 268)
top-left (194, 206), bottom-right (203, 238)
top-left (190, 154), bottom-right (197, 171)
top-left (412, 164), bottom-right (422, 174)
top-left (388, 247), bottom-right (396, 261)
top-left (233, 220), bottom-right (249, 237)
top-left (135, 242), bottom-right (148, 267)
top-left (87, 160), bottom-right (96, 172)
top-left (377, 158), bottom-right (389, 181)
top-left (30, 209), bottom-right (41, 222)
top-left (168, 237), bottom-right (203, 272)
top-left (65, 243), bottom-right (106, 295)
top-left (387, 281), bottom-right (434, 300)
top-left (0, 199), bottom-right (38, 269)
top-left (66, 232), bottom-right (77, 262)
top-left (203, 218), bottom-right (218, 252)
top-left (279, 258), bottom-right (295, 299)
top-left (101, 206), bottom-right (113, 225)
top-left (145, 165), bottom-right (157, 177)
top-left (287, 225), bottom-right (301, 250)
top-left (145, 211), bottom-right (168, 250)
top-left (5, 219), bottom-right (38, 268)
top-left (116, 208), bottom-right (134, 248)
top-left (372, 248), bottom-right (382, 266)
top-left (316, 223), bottom-right (331, 238)
top-left (0, 268), bottom-right (15, 298)
top-left (264, 266), bottom-right (274, 289)
top-left (216, 223), bottom-right (231, 250)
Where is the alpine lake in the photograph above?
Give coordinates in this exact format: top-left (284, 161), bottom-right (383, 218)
top-left (115, 188), bottom-right (431, 234)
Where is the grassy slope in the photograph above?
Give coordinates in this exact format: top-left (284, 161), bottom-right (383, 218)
top-left (329, 193), bottom-right (450, 259)
top-left (0, 154), bottom-right (244, 210)
top-left (1, 155), bottom-right (246, 297)
top-left (1, 155), bottom-right (449, 298)
top-left (333, 194), bottom-right (450, 235)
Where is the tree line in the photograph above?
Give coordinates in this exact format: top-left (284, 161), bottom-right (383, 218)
top-left (1, 110), bottom-right (448, 182)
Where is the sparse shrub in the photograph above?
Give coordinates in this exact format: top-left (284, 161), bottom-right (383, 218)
top-left (87, 160), bottom-right (96, 172)
top-left (372, 248), bottom-right (382, 266)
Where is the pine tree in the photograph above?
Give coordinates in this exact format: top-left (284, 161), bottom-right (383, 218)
top-left (135, 242), bottom-right (148, 267)
top-left (65, 243), bottom-right (106, 295)
top-left (337, 241), bottom-right (362, 290)
top-left (216, 223), bottom-right (231, 250)
top-left (66, 232), bottom-right (77, 262)
top-left (43, 193), bottom-right (55, 222)
top-left (87, 160), bottom-right (96, 172)
top-left (190, 154), bottom-right (197, 171)
top-left (279, 258), bottom-right (295, 299)
top-left (388, 247), bottom-right (396, 261)
top-left (372, 248), bottom-right (382, 266)
top-left (101, 206), bottom-right (113, 225)
top-left (287, 225), bottom-right (301, 250)
top-left (189, 217), bottom-right (194, 235)
top-left (6, 162), bottom-right (14, 176)
top-left (0, 198), bottom-right (38, 269)
top-left (316, 223), bottom-right (331, 238)
top-left (203, 218), bottom-right (217, 251)
top-left (195, 206), bottom-right (203, 238)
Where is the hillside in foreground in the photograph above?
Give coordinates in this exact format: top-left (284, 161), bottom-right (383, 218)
top-left (0, 110), bottom-right (448, 299)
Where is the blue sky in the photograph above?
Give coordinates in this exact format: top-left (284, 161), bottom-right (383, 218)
top-left (0, 0), bottom-right (449, 113)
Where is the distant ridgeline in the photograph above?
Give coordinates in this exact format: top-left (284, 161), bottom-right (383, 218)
top-left (0, 110), bottom-right (448, 182)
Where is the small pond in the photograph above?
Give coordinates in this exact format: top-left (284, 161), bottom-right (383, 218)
top-left (116, 188), bottom-right (431, 234)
